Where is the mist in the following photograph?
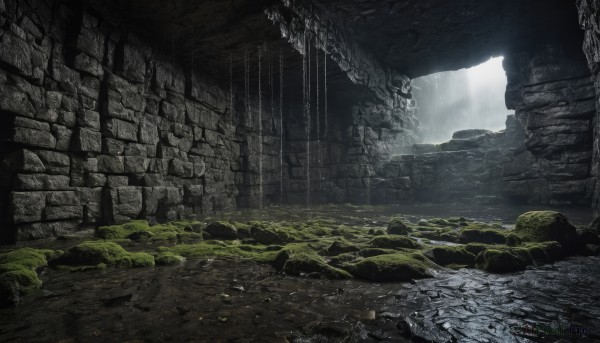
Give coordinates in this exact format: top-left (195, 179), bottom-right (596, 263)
top-left (412, 57), bottom-right (511, 143)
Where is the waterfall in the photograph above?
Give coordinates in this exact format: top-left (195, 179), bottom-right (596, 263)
top-left (258, 46), bottom-right (263, 209)
top-left (229, 54), bottom-right (234, 125)
top-left (324, 30), bottom-right (328, 144)
top-left (303, 30), bottom-right (309, 207)
top-left (316, 40), bottom-right (322, 191)
top-left (244, 46), bottom-right (250, 127)
top-left (307, 42), bottom-right (312, 207)
top-left (279, 50), bottom-right (284, 205)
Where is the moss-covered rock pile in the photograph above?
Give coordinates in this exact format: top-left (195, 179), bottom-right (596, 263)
top-left (1, 209), bottom-right (599, 307)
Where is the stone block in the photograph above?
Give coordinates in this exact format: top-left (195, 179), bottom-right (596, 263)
top-left (46, 191), bottom-right (79, 206)
top-left (97, 155), bottom-right (125, 173)
top-left (52, 124), bottom-right (72, 151)
top-left (107, 175), bottom-right (129, 188)
top-left (73, 127), bottom-right (102, 152)
top-left (104, 118), bottom-right (139, 142)
top-left (15, 174), bottom-right (70, 190)
top-left (44, 205), bottom-right (82, 221)
top-left (124, 156), bottom-right (149, 173)
top-left (16, 220), bottom-right (80, 240)
top-left (109, 187), bottom-right (143, 222)
top-left (11, 191), bottom-right (45, 224)
top-left (139, 121), bottom-right (160, 145)
top-left (87, 173), bottom-right (107, 187)
top-left (13, 127), bottom-right (55, 149)
top-left (77, 110), bottom-right (101, 130)
top-left (169, 159), bottom-right (194, 177)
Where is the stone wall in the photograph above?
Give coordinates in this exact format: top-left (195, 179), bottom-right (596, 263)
top-left (577, 0), bottom-right (600, 208)
top-left (267, 0), bottom-right (419, 204)
top-left (502, 43), bottom-right (595, 205)
top-left (0, 0), bottom-right (282, 242)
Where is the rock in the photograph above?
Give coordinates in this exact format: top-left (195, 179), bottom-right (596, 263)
top-left (423, 246), bottom-right (476, 267)
top-left (386, 217), bottom-right (411, 235)
top-left (58, 241), bottom-right (154, 267)
top-left (349, 253), bottom-right (433, 282)
top-left (250, 225), bottom-right (289, 244)
top-left (475, 249), bottom-right (527, 273)
top-left (452, 129), bottom-right (492, 139)
top-left (589, 216), bottom-right (600, 235)
top-left (204, 221), bottom-right (237, 239)
top-left (327, 240), bottom-right (360, 255)
top-left (72, 128), bottom-right (102, 152)
top-left (514, 211), bottom-right (578, 253)
top-left (371, 235), bottom-right (420, 249)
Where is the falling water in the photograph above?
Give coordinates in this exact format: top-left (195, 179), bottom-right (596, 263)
top-left (324, 29), bottom-right (328, 143)
top-left (229, 54), bottom-right (234, 125)
top-left (303, 30), bottom-right (308, 207)
top-left (316, 40), bottom-right (322, 191)
top-left (306, 33), bottom-right (311, 208)
top-left (258, 46), bottom-right (263, 209)
top-left (279, 50), bottom-right (284, 205)
top-left (365, 173), bottom-right (371, 205)
top-left (244, 46), bottom-right (250, 127)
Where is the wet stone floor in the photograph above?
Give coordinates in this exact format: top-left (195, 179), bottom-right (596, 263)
top-left (0, 204), bottom-right (599, 343)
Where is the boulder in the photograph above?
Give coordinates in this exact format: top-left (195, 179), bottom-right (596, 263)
top-left (204, 221), bottom-right (237, 239)
top-left (475, 249), bottom-right (526, 273)
top-left (514, 211), bottom-right (578, 253)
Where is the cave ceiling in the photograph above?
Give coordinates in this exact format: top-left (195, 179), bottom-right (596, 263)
top-left (96, 0), bottom-right (584, 81)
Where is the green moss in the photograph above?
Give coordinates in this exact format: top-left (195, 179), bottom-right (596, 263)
top-left (96, 220), bottom-right (203, 242)
top-left (370, 235), bottom-right (421, 249)
top-left (160, 241), bottom-right (280, 263)
top-left (424, 246), bottom-right (476, 268)
top-left (326, 240), bottom-right (361, 256)
top-left (58, 241), bottom-right (155, 268)
top-left (348, 252), bottom-right (434, 282)
top-left (459, 225), bottom-right (521, 246)
top-left (387, 217), bottom-right (411, 235)
top-left (514, 211), bottom-right (577, 248)
top-left (204, 221), bottom-right (238, 239)
top-left (154, 252), bottom-right (185, 265)
top-left (273, 244), bottom-right (351, 279)
top-left (474, 249), bottom-right (526, 273)
top-left (0, 247), bottom-right (61, 306)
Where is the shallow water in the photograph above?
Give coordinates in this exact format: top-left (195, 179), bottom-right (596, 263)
top-left (1, 203), bottom-right (598, 342)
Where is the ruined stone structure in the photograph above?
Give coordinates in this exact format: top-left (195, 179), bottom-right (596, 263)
top-left (1, 0), bottom-right (600, 242)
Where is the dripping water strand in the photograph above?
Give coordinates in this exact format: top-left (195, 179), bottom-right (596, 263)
top-left (244, 46), bottom-right (250, 127)
top-left (279, 50), bottom-right (284, 205)
top-left (316, 37), bottom-right (321, 192)
top-left (230, 54), bottom-right (234, 126)
top-left (302, 30), bottom-right (308, 206)
top-left (306, 33), bottom-right (311, 208)
top-left (258, 46), bottom-right (263, 209)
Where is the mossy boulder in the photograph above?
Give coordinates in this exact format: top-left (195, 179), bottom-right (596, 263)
top-left (154, 252), bottom-right (185, 265)
top-left (58, 241), bottom-right (155, 268)
top-left (348, 253), bottom-right (434, 282)
top-left (475, 249), bottom-right (526, 273)
top-left (0, 248), bottom-right (62, 306)
top-left (424, 246), bottom-right (476, 268)
top-left (327, 240), bottom-right (360, 256)
top-left (204, 221), bottom-right (238, 239)
top-left (250, 224), bottom-right (291, 244)
top-left (524, 242), bottom-right (563, 265)
top-left (387, 217), bottom-right (411, 235)
top-left (371, 235), bottom-right (420, 249)
top-left (459, 225), bottom-right (521, 246)
top-left (514, 211), bottom-right (578, 253)
top-left (273, 245), bottom-right (351, 279)
top-left (96, 220), bottom-right (151, 239)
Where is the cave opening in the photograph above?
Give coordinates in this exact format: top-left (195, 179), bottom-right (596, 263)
top-left (413, 56), bottom-right (510, 144)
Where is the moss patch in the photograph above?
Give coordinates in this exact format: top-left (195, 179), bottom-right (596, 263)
top-left (154, 252), bottom-right (185, 265)
top-left (387, 217), bottom-right (411, 235)
top-left (371, 235), bottom-right (421, 249)
top-left (475, 249), bottom-right (526, 273)
top-left (273, 244), bottom-right (351, 279)
top-left (96, 220), bottom-right (202, 242)
top-left (0, 248), bottom-right (62, 306)
top-left (424, 246), bottom-right (476, 268)
top-left (459, 224), bottom-right (521, 246)
top-left (58, 241), bottom-right (155, 268)
top-left (514, 211), bottom-right (577, 251)
top-left (348, 252), bottom-right (434, 282)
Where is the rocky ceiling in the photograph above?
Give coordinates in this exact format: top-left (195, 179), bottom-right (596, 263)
top-left (315, 0), bottom-right (584, 78)
top-left (94, 0), bottom-right (584, 82)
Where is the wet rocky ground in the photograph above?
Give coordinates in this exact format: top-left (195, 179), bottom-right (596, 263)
top-left (0, 256), bottom-right (599, 342)
top-left (0, 204), bottom-right (599, 342)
